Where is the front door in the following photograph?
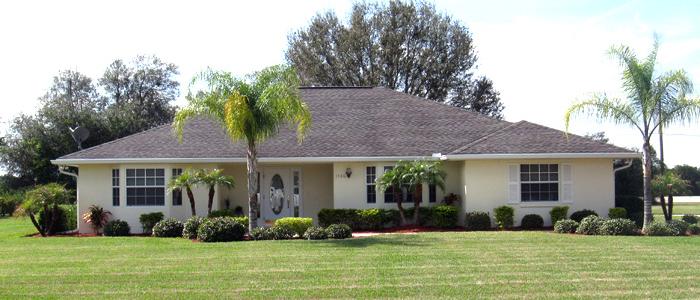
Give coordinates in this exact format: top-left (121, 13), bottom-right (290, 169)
top-left (260, 168), bottom-right (293, 224)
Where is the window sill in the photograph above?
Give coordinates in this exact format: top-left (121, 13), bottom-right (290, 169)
top-left (507, 200), bottom-right (572, 207)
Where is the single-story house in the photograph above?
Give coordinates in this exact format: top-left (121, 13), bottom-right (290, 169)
top-left (52, 87), bottom-right (638, 233)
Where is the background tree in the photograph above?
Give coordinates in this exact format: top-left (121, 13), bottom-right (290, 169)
top-left (169, 169), bottom-right (199, 216)
top-left (195, 169), bottom-right (235, 215)
top-left (672, 164), bottom-right (700, 195)
top-left (286, 1), bottom-right (504, 119)
top-left (652, 171), bottom-right (691, 221)
top-left (565, 37), bottom-right (700, 229)
top-left (21, 183), bottom-right (71, 237)
top-left (174, 65), bottom-right (310, 232)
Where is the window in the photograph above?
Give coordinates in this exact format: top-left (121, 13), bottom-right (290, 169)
top-left (126, 168), bottom-right (165, 206)
top-left (366, 167), bottom-right (376, 203)
top-left (293, 170), bottom-right (301, 217)
top-left (383, 166), bottom-right (395, 203)
top-left (172, 168), bottom-right (182, 206)
top-left (520, 164), bottom-right (558, 201)
top-left (112, 169), bottom-right (120, 206)
top-left (429, 184), bottom-right (436, 203)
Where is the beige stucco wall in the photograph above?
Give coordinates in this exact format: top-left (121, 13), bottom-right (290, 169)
top-left (462, 158), bottom-right (615, 226)
top-left (76, 163), bottom-right (218, 234)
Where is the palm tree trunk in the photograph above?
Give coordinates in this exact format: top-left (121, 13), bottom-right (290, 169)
top-left (186, 187), bottom-right (196, 216)
top-left (28, 212), bottom-right (46, 237)
top-left (659, 195), bottom-right (670, 221)
top-left (642, 141), bottom-right (654, 229)
top-left (247, 140), bottom-right (259, 232)
top-left (207, 186), bottom-right (215, 215)
top-left (412, 185), bottom-right (421, 225)
top-left (395, 186), bottom-right (406, 226)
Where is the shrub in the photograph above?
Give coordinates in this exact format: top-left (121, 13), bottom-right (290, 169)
top-left (326, 224), bottom-right (352, 239)
top-left (232, 216), bottom-right (249, 230)
top-left (152, 218), bottom-right (184, 238)
top-left (464, 211), bottom-right (491, 230)
top-left (615, 195), bottom-right (643, 226)
top-left (61, 204), bottom-right (77, 231)
top-left (303, 226), bottom-right (328, 240)
top-left (688, 224), bottom-right (700, 235)
top-left (274, 217), bottom-right (313, 237)
top-left (197, 217), bottom-right (246, 242)
top-left (139, 212), bottom-right (164, 234)
top-left (570, 209), bottom-right (598, 223)
top-left (270, 226), bottom-right (295, 240)
top-left (431, 205), bottom-right (458, 228)
top-left (405, 206), bottom-right (433, 226)
top-left (37, 205), bottom-right (71, 234)
top-left (82, 205), bottom-right (111, 234)
top-left (22, 183), bottom-right (71, 236)
top-left (553, 219), bottom-right (579, 233)
top-left (381, 209), bottom-right (401, 228)
top-left (493, 205), bottom-right (514, 229)
top-left (0, 192), bottom-right (23, 216)
top-left (549, 206), bottom-right (569, 225)
top-left (576, 215), bottom-right (602, 235)
top-left (182, 216), bottom-right (204, 239)
top-left (356, 208), bottom-right (383, 230)
top-left (667, 220), bottom-right (689, 236)
top-left (318, 208), bottom-right (359, 228)
top-left (520, 214), bottom-right (544, 230)
top-left (644, 222), bottom-right (673, 236)
top-left (208, 209), bottom-right (236, 218)
top-left (681, 214), bottom-right (698, 225)
top-left (103, 219), bottom-right (131, 236)
top-left (608, 207), bottom-right (627, 219)
top-left (598, 218), bottom-right (638, 236)
top-left (250, 227), bottom-right (276, 240)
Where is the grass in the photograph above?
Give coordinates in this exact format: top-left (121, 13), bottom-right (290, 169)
top-left (652, 203), bottom-right (700, 216)
top-left (1, 217), bottom-right (700, 298)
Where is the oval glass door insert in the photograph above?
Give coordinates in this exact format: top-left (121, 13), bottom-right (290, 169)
top-left (269, 174), bottom-right (284, 215)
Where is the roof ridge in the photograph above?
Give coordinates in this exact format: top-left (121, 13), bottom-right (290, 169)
top-left (58, 122), bottom-right (174, 160)
top-left (299, 86), bottom-right (373, 89)
top-left (449, 120), bottom-right (524, 154)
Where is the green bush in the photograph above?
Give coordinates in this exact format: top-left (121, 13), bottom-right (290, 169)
top-left (405, 206), bottom-right (433, 226)
top-left (598, 218), bottom-right (637, 236)
top-left (667, 220), bottom-right (689, 236)
top-left (270, 226), bottom-right (294, 240)
top-left (520, 214), bottom-right (544, 230)
top-left (681, 214), bottom-right (698, 225)
top-left (688, 224), bottom-right (700, 235)
top-left (615, 195), bottom-right (643, 226)
top-left (381, 209), bottom-right (401, 228)
top-left (250, 227), bottom-right (275, 240)
top-left (570, 209), bottom-right (598, 223)
top-left (182, 216), bottom-right (204, 239)
top-left (37, 205), bottom-right (74, 234)
top-left (493, 205), bottom-right (514, 229)
top-left (464, 211), bottom-right (491, 230)
top-left (326, 224), bottom-right (352, 239)
top-left (431, 205), bottom-right (458, 228)
top-left (576, 215), bottom-right (602, 235)
top-left (318, 209), bottom-right (359, 228)
top-left (231, 216), bottom-right (249, 229)
top-left (103, 219), bottom-right (131, 236)
top-left (644, 222), bottom-right (673, 236)
top-left (0, 192), bottom-right (23, 216)
top-left (303, 226), bottom-right (328, 240)
top-left (549, 206), bottom-right (569, 225)
top-left (274, 217), bottom-right (313, 237)
top-left (139, 212), bottom-right (164, 234)
top-left (608, 207), bottom-right (627, 219)
top-left (553, 219), bottom-right (578, 233)
top-left (208, 209), bottom-right (236, 218)
top-left (197, 217), bottom-right (246, 242)
top-left (152, 218), bottom-right (184, 238)
top-left (356, 209), bottom-right (383, 230)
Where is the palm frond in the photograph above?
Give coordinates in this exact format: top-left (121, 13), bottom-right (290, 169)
top-left (564, 95), bottom-right (644, 135)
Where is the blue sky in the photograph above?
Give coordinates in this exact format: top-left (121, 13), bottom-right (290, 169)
top-left (0, 0), bottom-right (698, 168)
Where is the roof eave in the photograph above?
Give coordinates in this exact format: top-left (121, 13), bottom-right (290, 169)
top-left (445, 152), bottom-right (641, 160)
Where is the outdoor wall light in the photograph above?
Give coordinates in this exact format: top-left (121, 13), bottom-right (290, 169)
top-left (345, 168), bottom-right (352, 178)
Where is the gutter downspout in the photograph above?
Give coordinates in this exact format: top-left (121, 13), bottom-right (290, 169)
top-left (613, 159), bottom-right (634, 173)
top-left (57, 165), bottom-right (79, 234)
top-left (58, 165), bottom-right (78, 178)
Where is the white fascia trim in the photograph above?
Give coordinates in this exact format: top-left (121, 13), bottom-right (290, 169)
top-left (50, 156), bottom-right (435, 165)
top-left (445, 152), bottom-right (641, 160)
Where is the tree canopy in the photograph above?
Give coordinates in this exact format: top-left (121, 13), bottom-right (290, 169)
top-left (286, 0), bottom-right (504, 119)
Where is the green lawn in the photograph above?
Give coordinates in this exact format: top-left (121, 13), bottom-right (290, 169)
top-left (1, 217), bottom-right (699, 299)
top-left (652, 203), bottom-right (700, 216)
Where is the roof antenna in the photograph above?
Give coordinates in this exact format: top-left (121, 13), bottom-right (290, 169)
top-left (69, 126), bottom-right (90, 150)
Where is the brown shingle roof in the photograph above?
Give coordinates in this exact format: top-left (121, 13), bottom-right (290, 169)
top-left (56, 87), bottom-right (635, 161)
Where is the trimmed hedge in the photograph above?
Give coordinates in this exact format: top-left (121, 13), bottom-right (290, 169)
top-left (576, 215), bottom-right (602, 235)
top-left (598, 218), bottom-right (637, 236)
top-left (520, 214), bottom-right (544, 230)
top-left (103, 219), bottom-right (131, 236)
top-left (494, 205), bottom-right (514, 229)
top-left (405, 207), bottom-right (433, 226)
top-left (326, 224), bottom-right (352, 239)
top-left (431, 205), bottom-right (458, 228)
top-left (688, 224), bottom-right (700, 235)
top-left (270, 226), bottom-right (295, 240)
top-left (303, 226), bottom-right (328, 240)
top-left (608, 207), bottom-right (627, 219)
top-left (667, 220), bottom-right (689, 236)
top-left (553, 219), bottom-right (578, 233)
top-left (357, 209), bottom-right (383, 230)
top-left (318, 207), bottom-right (459, 230)
top-left (274, 217), bottom-right (313, 237)
top-left (644, 222), bottom-right (673, 236)
top-left (37, 205), bottom-right (75, 234)
top-left (139, 212), bottom-right (164, 234)
top-left (549, 206), bottom-right (569, 225)
top-left (152, 218), bottom-right (184, 238)
top-left (250, 227), bottom-right (275, 240)
top-left (570, 209), bottom-right (598, 223)
top-left (182, 216), bottom-right (204, 239)
top-left (681, 214), bottom-right (698, 225)
top-left (197, 217), bottom-right (246, 242)
top-left (465, 211), bottom-right (491, 231)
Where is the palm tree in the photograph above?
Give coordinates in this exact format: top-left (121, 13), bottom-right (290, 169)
top-left (195, 168), bottom-right (235, 215)
top-left (173, 65), bottom-right (310, 231)
top-left (169, 169), bottom-right (199, 216)
top-left (652, 171), bottom-right (690, 221)
top-left (565, 37), bottom-right (700, 229)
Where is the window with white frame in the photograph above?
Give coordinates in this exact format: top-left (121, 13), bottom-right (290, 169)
top-left (366, 167), bottom-right (376, 203)
top-left (112, 169), bottom-right (120, 206)
top-left (520, 164), bottom-right (558, 201)
top-left (126, 168), bottom-right (165, 206)
top-left (172, 168), bottom-right (182, 206)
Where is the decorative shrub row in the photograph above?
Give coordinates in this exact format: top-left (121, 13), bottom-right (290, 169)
top-left (318, 205), bottom-right (458, 230)
top-left (682, 214), bottom-right (698, 225)
top-left (249, 226), bottom-right (294, 240)
top-left (274, 217), bottom-right (313, 237)
top-left (555, 216), bottom-right (639, 236)
top-left (464, 212), bottom-right (491, 230)
top-left (139, 212), bottom-right (164, 234)
top-left (197, 217), bottom-right (246, 242)
top-left (152, 218), bottom-right (184, 238)
top-left (520, 214), bottom-right (544, 230)
top-left (549, 206), bottom-right (569, 225)
top-left (104, 219), bottom-right (131, 236)
top-left (553, 219), bottom-right (578, 233)
top-left (570, 209), bottom-right (598, 223)
top-left (493, 206), bottom-right (514, 229)
top-left (608, 207), bottom-right (627, 219)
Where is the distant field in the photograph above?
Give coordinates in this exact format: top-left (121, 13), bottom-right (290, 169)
top-left (652, 203), bottom-right (700, 217)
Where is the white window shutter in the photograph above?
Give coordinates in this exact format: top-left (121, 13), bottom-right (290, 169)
top-left (561, 164), bottom-right (573, 202)
top-left (508, 165), bottom-right (520, 203)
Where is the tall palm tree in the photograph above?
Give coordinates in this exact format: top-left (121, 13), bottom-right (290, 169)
top-left (169, 169), bottom-right (199, 216)
top-left (565, 37), bottom-right (700, 229)
top-left (174, 65), bottom-right (310, 231)
top-left (195, 168), bottom-right (235, 215)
